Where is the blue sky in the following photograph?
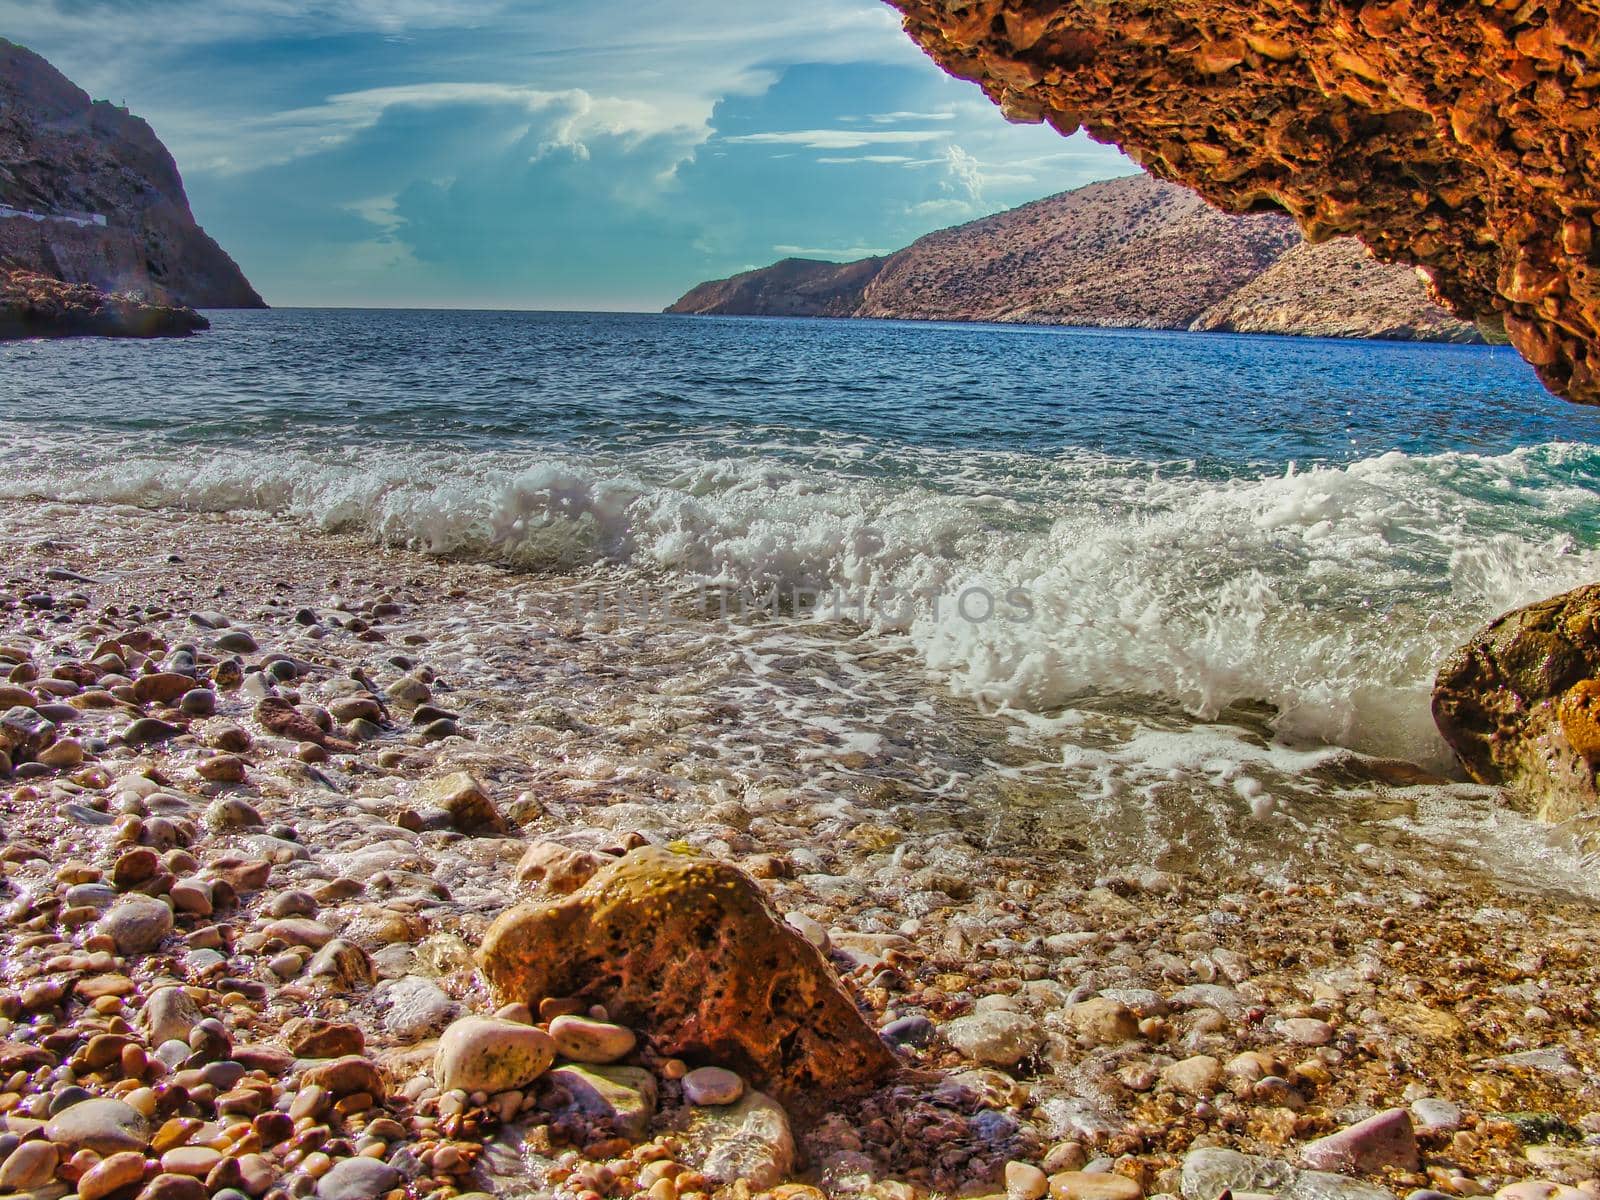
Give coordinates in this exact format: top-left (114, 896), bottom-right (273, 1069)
top-left (2, 0), bottom-right (1133, 308)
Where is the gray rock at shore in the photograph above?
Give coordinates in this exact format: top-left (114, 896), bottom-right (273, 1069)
top-left (696, 1089), bottom-right (796, 1191)
top-left (1182, 1149), bottom-right (1399, 1200)
top-left (96, 896), bottom-right (174, 955)
top-left (942, 1009), bottom-right (1045, 1068)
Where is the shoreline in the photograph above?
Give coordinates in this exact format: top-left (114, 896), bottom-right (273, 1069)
top-left (0, 497), bottom-right (1595, 1200)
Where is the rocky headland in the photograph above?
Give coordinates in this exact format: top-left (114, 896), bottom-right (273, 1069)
top-left (0, 269), bottom-right (208, 341)
top-left (0, 39), bottom-right (261, 322)
top-left (0, 498), bottom-right (1593, 1200)
top-left (668, 175), bottom-right (1477, 343)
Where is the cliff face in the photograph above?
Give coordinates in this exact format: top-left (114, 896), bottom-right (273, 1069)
top-left (669, 174), bottom-right (1476, 341)
top-left (884, 0), bottom-right (1600, 403)
top-left (0, 39), bottom-right (262, 308)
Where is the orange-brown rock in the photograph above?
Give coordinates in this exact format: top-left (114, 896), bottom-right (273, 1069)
top-left (478, 846), bottom-right (895, 1106)
top-left (253, 698), bottom-right (356, 753)
top-left (1433, 582), bottom-right (1600, 821)
top-left (886, 0), bottom-right (1600, 402)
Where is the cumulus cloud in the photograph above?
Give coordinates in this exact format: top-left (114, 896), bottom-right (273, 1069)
top-left (942, 144), bottom-right (986, 205)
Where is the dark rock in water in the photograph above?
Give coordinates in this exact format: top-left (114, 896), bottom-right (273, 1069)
top-left (179, 688), bottom-right (216, 716)
top-left (124, 717), bottom-right (182, 745)
top-left (214, 631), bottom-right (258, 654)
top-left (0, 269), bottom-right (208, 340)
top-left (478, 846), bottom-right (896, 1108)
top-left (1433, 582), bottom-right (1600, 821)
top-left (881, 1014), bottom-right (936, 1048)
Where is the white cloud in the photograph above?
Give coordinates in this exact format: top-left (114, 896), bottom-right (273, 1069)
top-left (772, 244), bottom-right (893, 260)
top-left (868, 110), bottom-right (956, 123)
top-left (202, 83), bottom-right (705, 173)
top-left (345, 193), bottom-right (404, 237)
top-left (942, 144), bottom-right (986, 204)
top-left (816, 155), bottom-right (916, 164)
top-left (722, 129), bottom-right (945, 151)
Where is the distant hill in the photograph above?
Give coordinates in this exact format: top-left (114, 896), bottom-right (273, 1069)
top-left (0, 38), bottom-right (262, 309)
top-left (668, 173), bottom-right (1476, 343)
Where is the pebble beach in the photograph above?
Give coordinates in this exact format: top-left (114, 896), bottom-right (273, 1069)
top-left (0, 496), bottom-right (1595, 1200)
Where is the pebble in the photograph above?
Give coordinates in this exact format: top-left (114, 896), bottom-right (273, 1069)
top-left (43, 1096), bottom-right (149, 1155)
top-left (1009, 1162), bottom-right (1051, 1200)
top-left (1411, 1097), bottom-right (1463, 1134)
top-left (0, 1139), bottom-right (58, 1190)
top-left (882, 1014), bottom-right (936, 1047)
top-left (96, 896), bottom-right (175, 955)
top-left (79, 1150), bottom-right (148, 1200)
top-left (683, 1066), bottom-right (745, 1106)
top-left (549, 1014), bottom-right (637, 1063)
top-left (125, 717), bottom-right (182, 744)
top-left (1279, 1017), bottom-right (1335, 1046)
top-left (301, 1055), bottom-right (384, 1099)
top-left (1065, 998), bottom-right (1140, 1045)
top-left (315, 1156), bottom-right (401, 1200)
top-left (1048, 1173), bottom-right (1144, 1200)
top-left (1301, 1108), bottom-right (1420, 1173)
top-left (942, 1009), bottom-right (1045, 1067)
top-left (434, 1016), bottom-right (556, 1093)
top-left (377, 974), bottom-right (457, 1040)
top-left (141, 986), bottom-right (203, 1045)
top-left (197, 754), bottom-right (246, 782)
top-left (1163, 1054), bottom-right (1223, 1096)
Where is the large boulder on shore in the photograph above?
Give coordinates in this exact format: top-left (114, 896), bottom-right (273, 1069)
top-left (1433, 582), bottom-right (1600, 821)
top-left (478, 846), bottom-right (895, 1105)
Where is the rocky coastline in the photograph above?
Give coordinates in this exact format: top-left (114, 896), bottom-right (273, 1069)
top-left (668, 176), bottom-right (1476, 344)
top-left (0, 497), bottom-right (1593, 1200)
top-left (0, 270), bottom-right (208, 342)
top-left (0, 40), bottom-right (261, 312)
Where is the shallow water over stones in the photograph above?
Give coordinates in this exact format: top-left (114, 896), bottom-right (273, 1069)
top-left (0, 498), bottom-right (1593, 1200)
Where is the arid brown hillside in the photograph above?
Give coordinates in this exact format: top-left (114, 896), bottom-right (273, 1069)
top-left (857, 173), bottom-right (1296, 326)
top-left (0, 39), bottom-right (261, 308)
top-left (669, 174), bottom-right (1476, 342)
top-left (1194, 239), bottom-right (1481, 343)
top-left (669, 257), bottom-right (886, 318)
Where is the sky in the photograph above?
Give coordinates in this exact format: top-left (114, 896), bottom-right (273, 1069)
top-left (0, 0), bottom-right (1134, 309)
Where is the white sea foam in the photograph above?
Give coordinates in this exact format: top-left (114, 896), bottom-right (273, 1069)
top-left (4, 438), bottom-right (1598, 765)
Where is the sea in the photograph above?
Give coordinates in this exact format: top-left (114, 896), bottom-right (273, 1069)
top-left (7, 309), bottom-right (1600, 886)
